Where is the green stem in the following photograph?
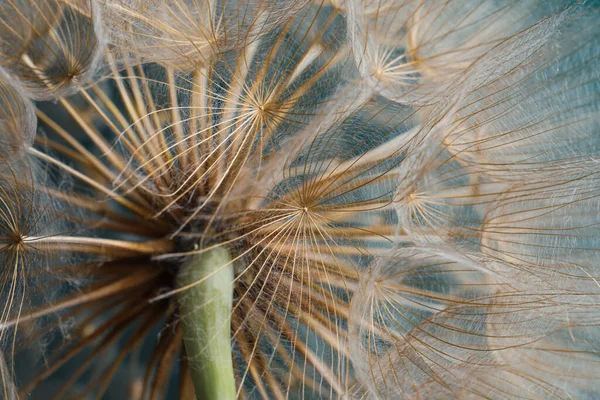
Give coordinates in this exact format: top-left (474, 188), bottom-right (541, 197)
top-left (176, 246), bottom-right (236, 400)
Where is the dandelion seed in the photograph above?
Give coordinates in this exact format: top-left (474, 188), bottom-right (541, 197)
top-left (350, 247), bottom-right (600, 398)
top-left (0, 68), bottom-right (36, 153)
top-left (0, 0), bottom-right (104, 100)
top-left (346, 0), bottom-right (546, 105)
top-left (103, 0), bottom-right (312, 69)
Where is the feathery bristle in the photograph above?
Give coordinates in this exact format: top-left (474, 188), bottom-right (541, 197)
top-left (0, 0), bottom-right (104, 100)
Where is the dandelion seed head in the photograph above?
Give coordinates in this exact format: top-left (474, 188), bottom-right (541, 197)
top-left (0, 0), bottom-right (599, 398)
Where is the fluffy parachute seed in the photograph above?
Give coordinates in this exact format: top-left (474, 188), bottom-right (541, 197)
top-left (0, 0), bottom-right (104, 100)
top-left (393, 151), bottom-right (492, 249)
top-left (102, 0), bottom-right (312, 69)
top-left (393, 5), bottom-right (600, 253)
top-left (0, 154), bottom-right (65, 393)
top-left (346, 0), bottom-right (544, 105)
top-left (442, 10), bottom-right (600, 181)
top-left (0, 69), bottom-right (36, 155)
top-left (349, 247), bottom-right (600, 399)
top-left (349, 247), bottom-right (493, 398)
